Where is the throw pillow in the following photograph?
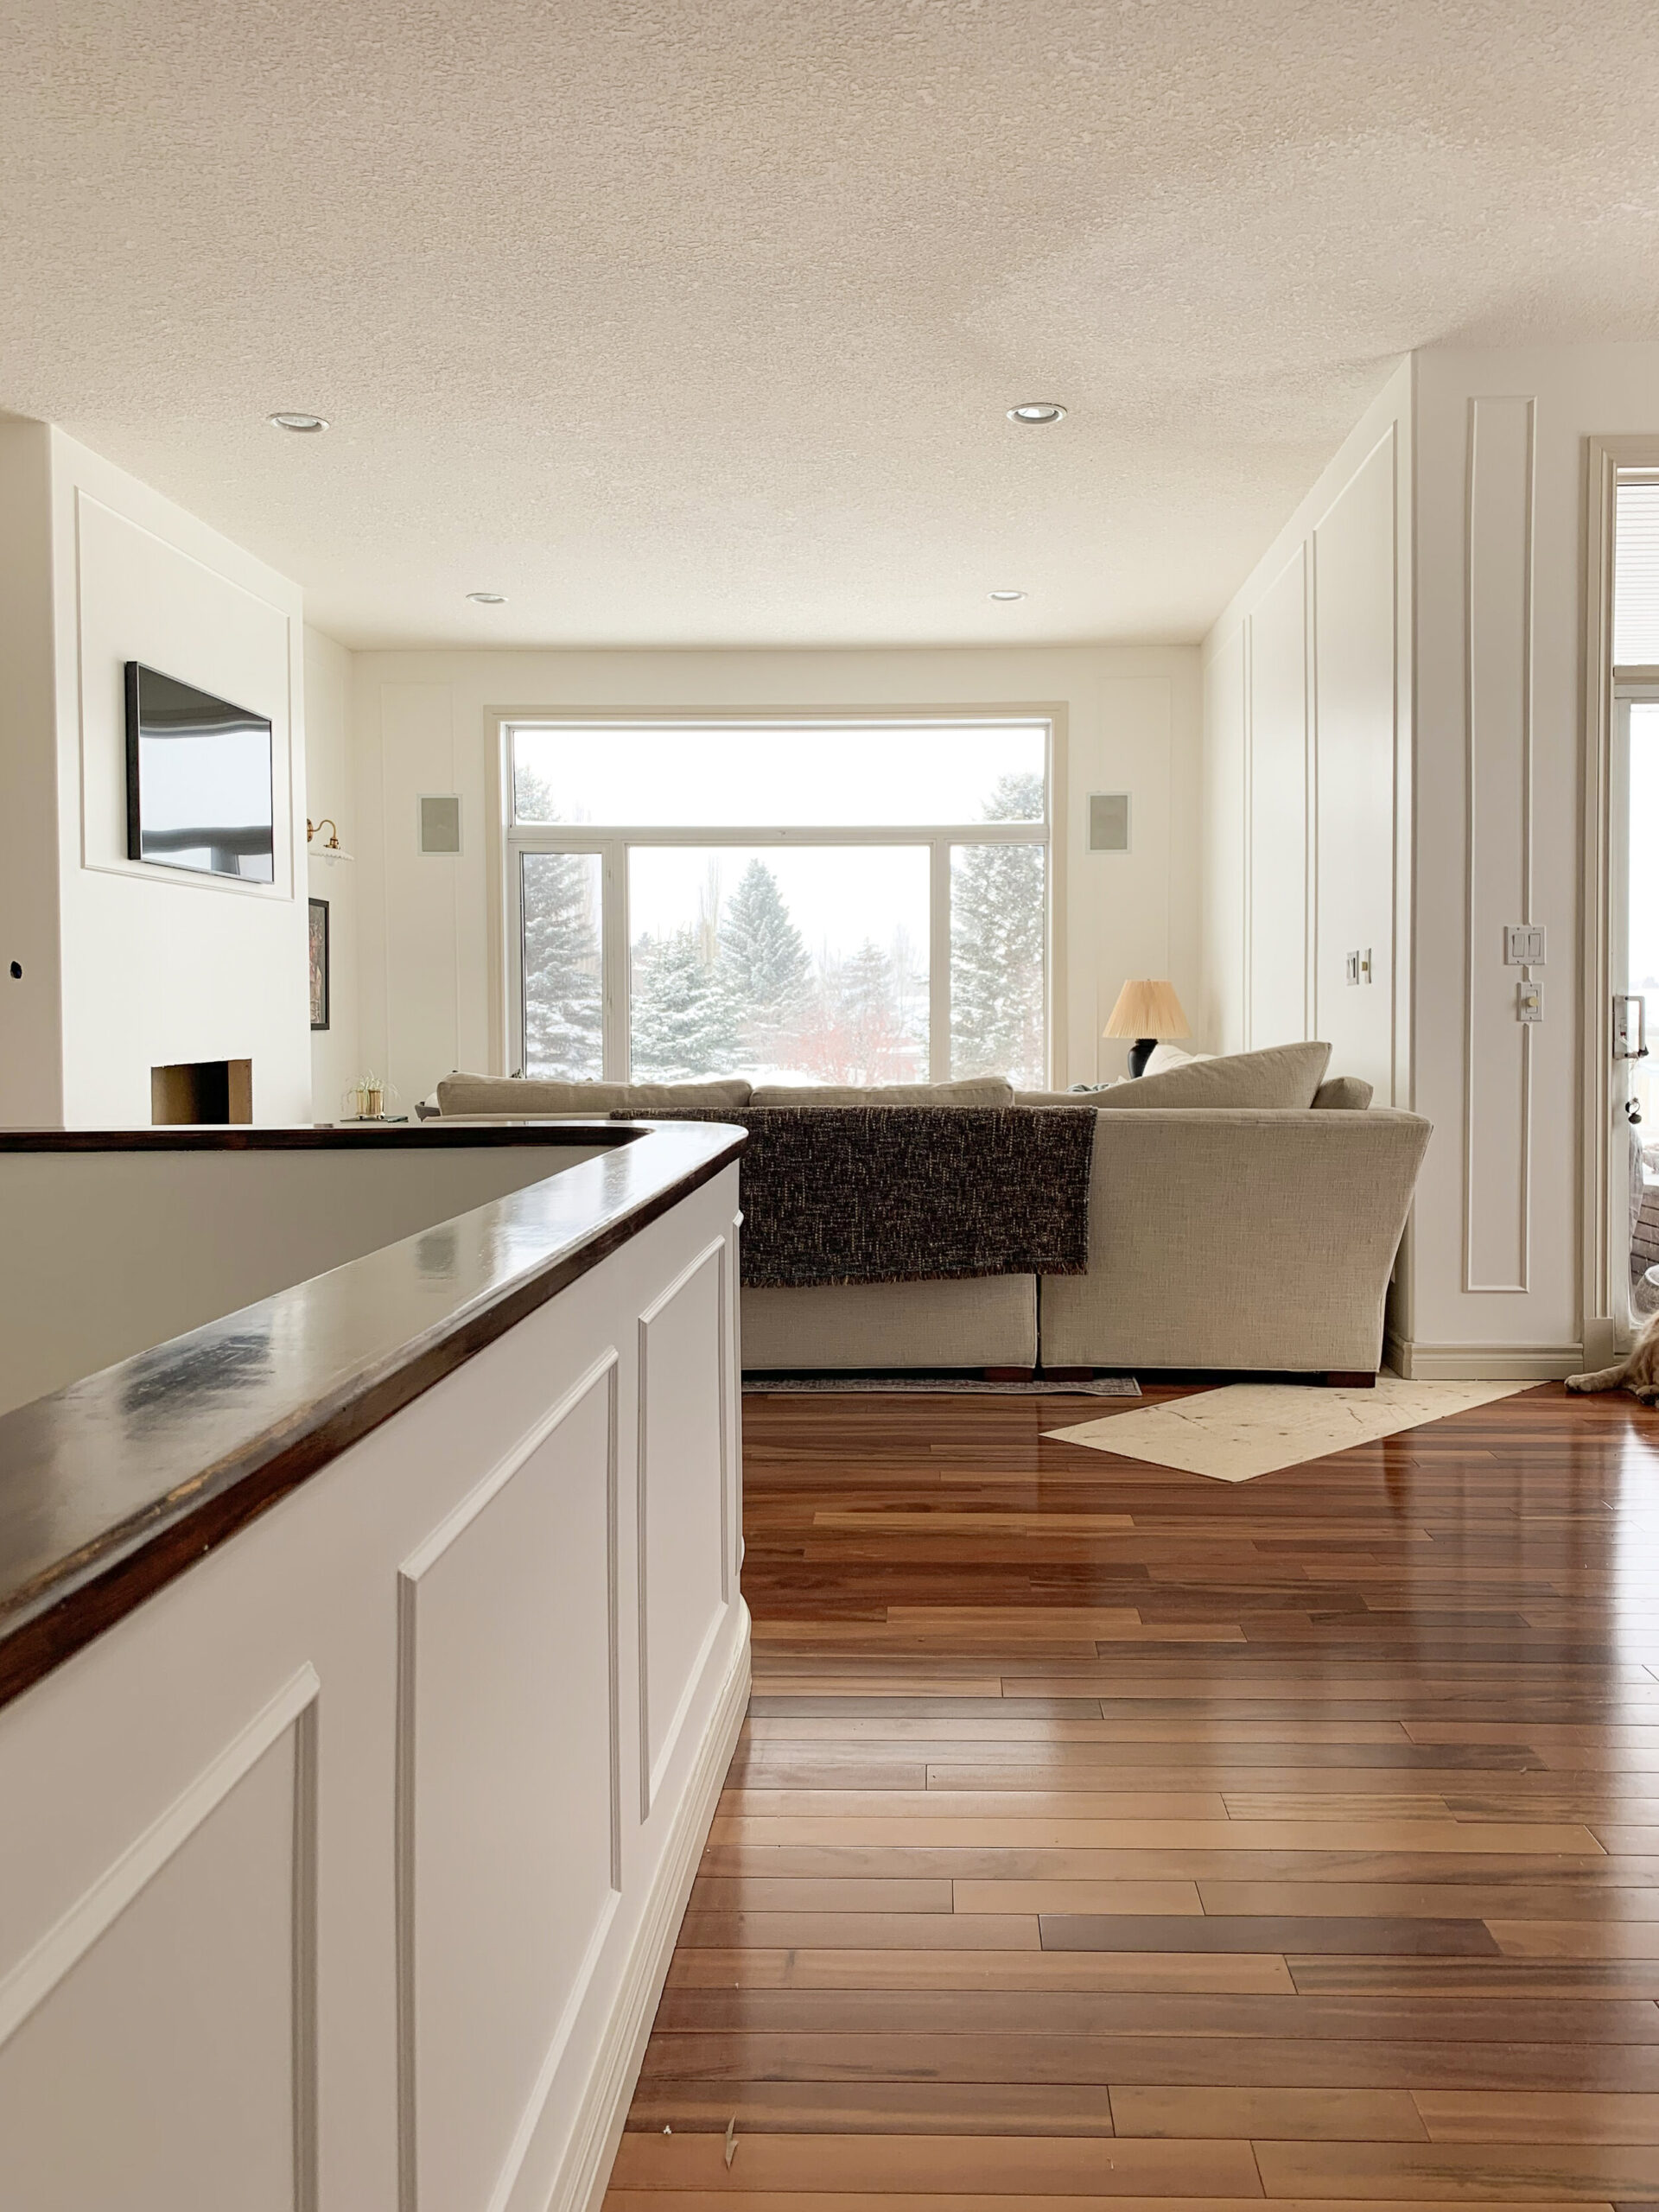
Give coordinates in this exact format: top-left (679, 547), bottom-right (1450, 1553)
top-left (1312, 1075), bottom-right (1375, 1110)
top-left (1141, 1042), bottom-right (1213, 1077)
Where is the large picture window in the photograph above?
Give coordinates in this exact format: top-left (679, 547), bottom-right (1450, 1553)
top-left (505, 718), bottom-right (1051, 1088)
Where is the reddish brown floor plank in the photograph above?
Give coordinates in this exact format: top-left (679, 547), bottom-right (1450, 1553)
top-left (611, 1382), bottom-right (1659, 2205)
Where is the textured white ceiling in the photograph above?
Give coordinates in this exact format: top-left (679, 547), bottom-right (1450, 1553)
top-left (5, 0), bottom-right (1659, 648)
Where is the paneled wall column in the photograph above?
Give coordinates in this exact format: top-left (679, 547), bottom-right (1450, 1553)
top-left (1199, 365), bottom-right (1408, 1108)
top-left (1396, 344), bottom-right (1659, 1375)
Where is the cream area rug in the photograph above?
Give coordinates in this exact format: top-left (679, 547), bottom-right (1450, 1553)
top-left (1045, 1376), bottom-right (1536, 1483)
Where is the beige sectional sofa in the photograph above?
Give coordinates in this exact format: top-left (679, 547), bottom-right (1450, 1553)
top-left (435, 1042), bottom-right (1431, 1379)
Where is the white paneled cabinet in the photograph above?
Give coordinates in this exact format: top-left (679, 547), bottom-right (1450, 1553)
top-left (0, 1168), bottom-right (747, 2212)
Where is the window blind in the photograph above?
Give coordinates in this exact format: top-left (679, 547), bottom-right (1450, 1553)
top-left (1615, 477), bottom-right (1659, 667)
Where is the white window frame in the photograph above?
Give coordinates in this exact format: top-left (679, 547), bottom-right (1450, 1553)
top-left (493, 712), bottom-right (1058, 1086)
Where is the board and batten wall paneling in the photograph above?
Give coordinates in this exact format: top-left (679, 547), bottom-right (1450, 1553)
top-left (1199, 360), bottom-right (1408, 1098)
top-left (305, 626), bottom-right (359, 1117)
top-left (1400, 342), bottom-right (1659, 1373)
top-left (1312, 426), bottom-right (1400, 1100)
top-left (1198, 623), bottom-right (1248, 1056)
top-left (381, 683), bottom-right (462, 1104)
top-left (1462, 397), bottom-right (1535, 1294)
top-left (1247, 546), bottom-right (1311, 1051)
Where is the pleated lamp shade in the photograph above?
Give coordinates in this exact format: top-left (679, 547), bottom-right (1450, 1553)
top-left (1103, 978), bottom-right (1189, 1041)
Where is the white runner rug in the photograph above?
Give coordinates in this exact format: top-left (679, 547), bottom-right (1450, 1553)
top-left (1046, 1376), bottom-right (1537, 1482)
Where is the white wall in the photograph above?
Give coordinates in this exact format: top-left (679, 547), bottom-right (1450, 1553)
top-left (1198, 362), bottom-right (1412, 1107)
top-left (0, 423), bottom-right (65, 1126)
top-left (0, 1141), bottom-right (605, 1416)
top-left (349, 645), bottom-right (1202, 1109)
top-left (303, 626), bottom-right (359, 1117)
top-left (1403, 343), bottom-right (1659, 1376)
top-left (0, 418), bottom-right (311, 1127)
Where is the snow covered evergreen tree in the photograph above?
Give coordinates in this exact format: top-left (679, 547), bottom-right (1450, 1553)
top-left (719, 859), bottom-right (810, 1061)
top-left (841, 938), bottom-right (917, 1082)
top-left (630, 925), bottom-right (740, 1080)
top-left (516, 768), bottom-right (603, 1078)
top-left (950, 770), bottom-right (1046, 1085)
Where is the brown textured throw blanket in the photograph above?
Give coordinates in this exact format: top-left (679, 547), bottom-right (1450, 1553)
top-left (615, 1105), bottom-right (1095, 1289)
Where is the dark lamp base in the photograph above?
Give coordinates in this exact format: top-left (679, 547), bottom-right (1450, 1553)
top-left (1128, 1037), bottom-right (1157, 1079)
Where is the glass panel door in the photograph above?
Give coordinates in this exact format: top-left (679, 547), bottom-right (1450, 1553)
top-left (1622, 700), bottom-right (1659, 1325)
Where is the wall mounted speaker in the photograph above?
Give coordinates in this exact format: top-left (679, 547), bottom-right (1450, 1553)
top-left (419, 794), bottom-right (461, 854)
top-left (1089, 792), bottom-right (1130, 852)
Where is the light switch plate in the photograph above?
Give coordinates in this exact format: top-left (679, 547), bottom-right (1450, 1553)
top-left (1505, 924), bottom-right (1547, 965)
top-left (1517, 978), bottom-right (1543, 1023)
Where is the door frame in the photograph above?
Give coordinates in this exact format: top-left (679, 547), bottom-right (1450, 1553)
top-left (1580, 439), bottom-right (1659, 1365)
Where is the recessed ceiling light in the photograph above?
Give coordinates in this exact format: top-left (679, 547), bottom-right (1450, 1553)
top-left (989, 589), bottom-right (1027, 601)
top-left (1007, 401), bottom-right (1066, 426)
top-left (267, 410), bottom-right (328, 433)
top-left (466, 591), bottom-right (507, 605)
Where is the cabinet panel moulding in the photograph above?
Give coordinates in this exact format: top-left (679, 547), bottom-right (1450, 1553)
top-left (396, 1351), bottom-right (622, 2212)
top-left (0, 1663), bottom-right (321, 2202)
top-left (636, 1237), bottom-right (730, 1824)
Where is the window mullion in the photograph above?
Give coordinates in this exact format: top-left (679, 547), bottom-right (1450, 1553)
top-left (929, 838), bottom-right (951, 1083)
top-left (602, 841), bottom-right (628, 1082)
top-left (507, 849), bottom-right (526, 1077)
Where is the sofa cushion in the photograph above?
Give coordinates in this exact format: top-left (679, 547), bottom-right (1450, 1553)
top-left (1088, 1040), bottom-right (1331, 1109)
top-left (747, 1078), bottom-right (1014, 1107)
top-left (1313, 1074), bottom-right (1375, 1110)
top-left (436, 1073), bottom-right (753, 1116)
top-left (1142, 1042), bottom-right (1213, 1077)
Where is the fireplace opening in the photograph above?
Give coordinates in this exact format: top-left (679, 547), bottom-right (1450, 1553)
top-left (150, 1059), bottom-right (253, 1126)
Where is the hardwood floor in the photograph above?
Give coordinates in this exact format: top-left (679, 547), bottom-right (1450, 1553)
top-left (609, 1380), bottom-right (1659, 2208)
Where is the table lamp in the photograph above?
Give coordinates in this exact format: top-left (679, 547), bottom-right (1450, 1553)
top-left (1103, 978), bottom-right (1189, 1079)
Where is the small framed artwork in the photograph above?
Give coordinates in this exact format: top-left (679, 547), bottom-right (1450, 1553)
top-left (308, 897), bottom-right (330, 1030)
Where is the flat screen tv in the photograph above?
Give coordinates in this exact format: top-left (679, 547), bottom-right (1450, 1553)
top-left (124, 662), bottom-right (275, 883)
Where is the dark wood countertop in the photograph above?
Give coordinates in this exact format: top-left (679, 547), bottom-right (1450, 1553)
top-left (0, 1119), bottom-right (745, 1710)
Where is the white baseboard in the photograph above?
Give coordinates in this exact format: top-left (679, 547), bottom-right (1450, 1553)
top-left (1387, 1334), bottom-right (1583, 1380)
top-left (1581, 1315), bottom-right (1621, 1370)
top-left (555, 1608), bottom-right (751, 2212)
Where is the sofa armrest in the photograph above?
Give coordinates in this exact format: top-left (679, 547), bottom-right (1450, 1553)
top-left (1039, 1107), bottom-right (1432, 1373)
